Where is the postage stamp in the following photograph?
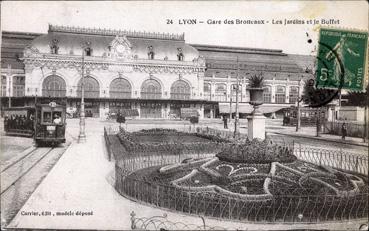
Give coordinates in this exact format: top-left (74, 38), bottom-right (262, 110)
top-left (315, 27), bottom-right (368, 92)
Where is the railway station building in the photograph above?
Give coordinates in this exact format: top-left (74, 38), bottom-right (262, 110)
top-left (1, 25), bottom-right (313, 119)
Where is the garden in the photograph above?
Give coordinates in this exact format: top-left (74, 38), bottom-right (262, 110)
top-left (108, 127), bottom-right (368, 223)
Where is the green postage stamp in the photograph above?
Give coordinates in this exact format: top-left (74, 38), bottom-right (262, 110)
top-left (316, 27), bottom-right (368, 91)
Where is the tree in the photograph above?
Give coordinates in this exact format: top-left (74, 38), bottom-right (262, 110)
top-left (346, 84), bottom-right (369, 142)
top-left (302, 78), bottom-right (337, 137)
top-left (302, 78), bottom-right (337, 107)
top-left (346, 84), bottom-right (369, 107)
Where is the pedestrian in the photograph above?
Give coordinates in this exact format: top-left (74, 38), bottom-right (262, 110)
top-left (223, 115), bottom-right (228, 129)
top-left (341, 122), bottom-right (347, 140)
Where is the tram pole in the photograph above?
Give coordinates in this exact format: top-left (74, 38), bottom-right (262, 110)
top-left (78, 47), bottom-right (86, 143)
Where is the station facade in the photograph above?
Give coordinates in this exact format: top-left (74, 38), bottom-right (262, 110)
top-left (1, 25), bottom-right (313, 119)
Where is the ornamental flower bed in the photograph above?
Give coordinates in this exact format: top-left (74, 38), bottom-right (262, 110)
top-left (216, 139), bottom-right (297, 164)
top-left (116, 128), bottom-right (228, 158)
top-left (112, 128), bottom-right (368, 222)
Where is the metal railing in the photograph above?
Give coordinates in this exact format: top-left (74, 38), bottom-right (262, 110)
top-left (115, 152), bottom-right (368, 223)
top-left (324, 121), bottom-right (368, 138)
top-left (104, 126), bottom-right (368, 224)
top-left (130, 211), bottom-right (227, 230)
top-left (294, 144), bottom-right (368, 175)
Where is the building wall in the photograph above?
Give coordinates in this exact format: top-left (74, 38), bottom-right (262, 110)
top-left (2, 26), bottom-right (315, 119)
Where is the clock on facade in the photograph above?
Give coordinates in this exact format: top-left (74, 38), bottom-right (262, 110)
top-left (116, 44), bottom-right (126, 54)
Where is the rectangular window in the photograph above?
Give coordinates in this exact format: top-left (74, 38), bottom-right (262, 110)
top-left (275, 94), bottom-right (286, 104)
top-left (43, 112), bottom-right (52, 123)
top-left (263, 92), bottom-right (271, 103)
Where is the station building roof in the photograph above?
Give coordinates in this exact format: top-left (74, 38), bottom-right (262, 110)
top-left (1, 31), bottom-right (41, 70)
top-left (28, 25), bottom-right (199, 61)
top-left (192, 44), bottom-right (310, 80)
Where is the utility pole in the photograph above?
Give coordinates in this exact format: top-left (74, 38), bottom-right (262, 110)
top-left (229, 96), bottom-right (232, 126)
top-left (296, 80), bottom-right (303, 132)
top-left (7, 64), bottom-right (11, 108)
top-left (234, 56), bottom-right (240, 137)
top-left (78, 47), bottom-right (86, 143)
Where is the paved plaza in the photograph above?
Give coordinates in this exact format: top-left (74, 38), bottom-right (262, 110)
top-left (3, 118), bottom-right (367, 230)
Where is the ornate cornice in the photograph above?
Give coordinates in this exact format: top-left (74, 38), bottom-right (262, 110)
top-left (22, 53), bottom-right (206, 74)
top-left (49, 24), bottom-right (185, 41)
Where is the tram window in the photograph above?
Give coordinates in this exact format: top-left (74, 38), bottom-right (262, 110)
top-left (53, 112), bottom-right (62, 124)
top-left (43, 112), bottom-right (52, 123)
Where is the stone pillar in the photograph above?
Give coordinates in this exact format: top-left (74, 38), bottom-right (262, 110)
top-left (211, 82), bottom-right (216, 101)
top-left (135, 103), bottom-right (141, 119)
top-left (285, 85), bottom-right (290, 104)
top-left (247, 113), bottom-right (266, 140)
top-left (271, 84), bottom-right (276, 103)
top-left (197, 103), bottom-right (204, 119)
top-left (6, 75), bottom-right (11, 97)
top-left (6, 64), bottom-right (12, 97)
top-left (226, 75), bottom-right (231, 101)
top-left (99, 102), bottom-right (108, 119)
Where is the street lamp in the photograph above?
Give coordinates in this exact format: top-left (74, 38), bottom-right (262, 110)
top-left (234, 57), bottom-right (240, 138)
top-left (295, 85), bottom-right (303, 132)
top-left (78, 46), bottom-right (87, 143)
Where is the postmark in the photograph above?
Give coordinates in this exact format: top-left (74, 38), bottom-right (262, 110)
top-left (315, 27), bottom-right (368, 92)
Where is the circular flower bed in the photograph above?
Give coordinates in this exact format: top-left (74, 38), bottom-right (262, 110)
top-left (115, 130), bottom-right (368, 222)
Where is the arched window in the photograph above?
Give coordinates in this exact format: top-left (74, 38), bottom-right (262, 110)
top-left (275, 86), bottom-right (286, 104)
top-left (203, 83), bottom-right (211, 101)
top-left (50, 45), bottom-right (59, 54)
top-left (147, 46), bottom-right (154, 60)
top-left (230, 84), bottom-right (242, 102)
top-left (109, 78), bottom-right (131, 99)
top-left (13, 76), bottom-right (25, 97)
top-left (77, 76), bottom-right (99, 98)
top-left (42, 75), bottom-right (66, 97)
top-left (85, 47), bottom-right (92, 56)
top-left (50, 39), bottom-right (59, 54)
top-left (263, 86), bottom-right (271, 103)
top-left (1, 75), bottom-right (7, 97)
top-left (178, 53), bottom-right (184, 61)
top-left (170, 80), bottom-right (190, 100)
top-left (289, 86), bottom-right (299, 104)
top-left (177, 48), bottom-right (184, 61)
top-left (141, 79), bottom-right (161, 99)
top-left (215, 83), bottom-right (227, 102)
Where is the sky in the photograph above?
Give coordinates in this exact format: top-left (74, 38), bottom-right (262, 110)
top-left (1, 1), bottom-right (368, 55)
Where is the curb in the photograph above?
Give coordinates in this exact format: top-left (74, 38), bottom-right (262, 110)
top-left (269, 132), bottom-right (368, 148)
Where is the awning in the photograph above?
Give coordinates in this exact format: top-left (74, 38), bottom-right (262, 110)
top-left (120, 109), bottom-right (139, 117)
top-left (180, 108), bottom-right (199, 118)
top-left (218, 103), bottom-right (289, 114)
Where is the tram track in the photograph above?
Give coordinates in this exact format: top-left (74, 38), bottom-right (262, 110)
top-left (1, 147), bottom-right (37, 173)
top-left (1, 144), bottom-right (70, 226)
top-left (1, 147), bottom-right (54, 195)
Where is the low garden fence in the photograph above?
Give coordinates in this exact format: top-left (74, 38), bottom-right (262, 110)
top-left (294, 145), bottom-right (368, 175)
top-left (130, 211), bottom-right (227, 230)
top-left (115, 152), bottom-right (368, 223)
top-left (324, 121), bottom-right (368, 138)
top-left (104, 126), bottom-right (368, 224)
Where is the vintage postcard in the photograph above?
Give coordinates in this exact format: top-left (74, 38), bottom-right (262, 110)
top-left (1, 1), bottom-right (368, 230)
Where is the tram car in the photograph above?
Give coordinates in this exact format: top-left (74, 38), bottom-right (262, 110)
top-left (34, 101), bottom-right (66, 146)
top-left (283, 106), bottom-right (325, 126)
top-left (3, 107), bottom-right (35, 137)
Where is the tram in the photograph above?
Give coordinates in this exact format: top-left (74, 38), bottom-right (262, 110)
top-left (283, 106), bottom-right (325, 126)
top-left (3, 107), bottom-right (35, 137)
top-left (34, 101), bottom-right (66, 146)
